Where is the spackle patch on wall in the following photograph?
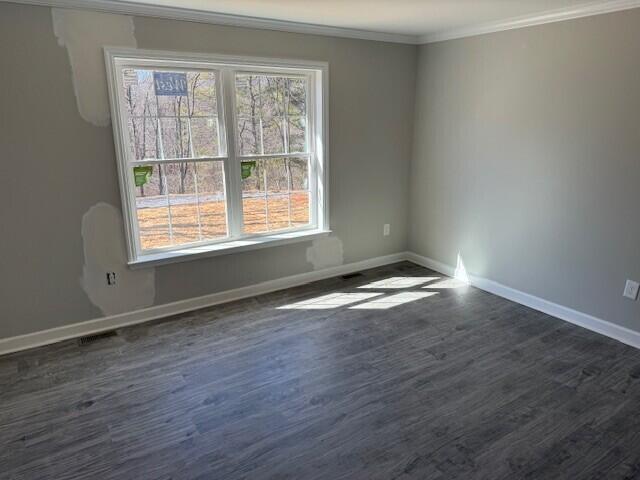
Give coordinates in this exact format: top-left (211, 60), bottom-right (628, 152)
top-left (81, 203), bottom-right (155, 316)
top-left (52, 8), bottom-right (137, 127)
top-left (306, 236), bottom-right (344, 270)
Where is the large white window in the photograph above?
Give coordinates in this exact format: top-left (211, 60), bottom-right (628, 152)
top-left (105, 48), bottom-right (328, 266)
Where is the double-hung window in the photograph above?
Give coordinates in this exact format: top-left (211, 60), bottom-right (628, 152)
top-left (105, 48), bottom-right (328, 265)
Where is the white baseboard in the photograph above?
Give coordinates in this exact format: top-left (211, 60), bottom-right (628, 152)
top-left (406, 251), bottom-right (640, 350)
top-left (0, 252), bottom-right (408, 355)
top-left (3, 250), bottom-right (639, 356)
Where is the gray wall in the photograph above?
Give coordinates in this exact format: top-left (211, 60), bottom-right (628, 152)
top-left (4, 1), bottom-right (639, 341)
top-left (0, 2), bottom-right (416, 338)
top-left (410, 9), bottom-right (640, 330)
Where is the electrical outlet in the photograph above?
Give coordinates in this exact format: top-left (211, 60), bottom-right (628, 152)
top-left (106, 272), bottom-right (116, 286)
top-left (623, 279), bottom-right (639, 300)
top-left (383, 224), bottom-right (390, 236)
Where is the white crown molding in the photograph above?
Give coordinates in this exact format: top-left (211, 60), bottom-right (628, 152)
top-left (406, 252), bottom-right (640, 350)
top-left (419, 0), bottom-right (640, 44)
top-left (1, 0), bottom-right (419, 44)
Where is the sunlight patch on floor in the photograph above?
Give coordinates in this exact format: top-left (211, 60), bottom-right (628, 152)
top-left (278, 292), bottom-right (383, 310)
top-left (350, 291), bottom-right (438, 310)
top-left (358, 276), bottom-right (440, 289)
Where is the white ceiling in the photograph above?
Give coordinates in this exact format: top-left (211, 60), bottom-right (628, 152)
top-left (115, 0), bottom-right (635, 40)
top-left (8, 0), bottom-right (639, 42)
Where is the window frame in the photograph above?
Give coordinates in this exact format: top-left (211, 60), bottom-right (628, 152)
top-left (104, 47), bottom-right (329, 266)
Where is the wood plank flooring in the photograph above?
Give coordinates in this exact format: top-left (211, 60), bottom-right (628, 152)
top-left (2, 262), bottom-right (640, 479)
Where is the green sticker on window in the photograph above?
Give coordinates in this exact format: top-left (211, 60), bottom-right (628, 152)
top-left (241, 161), bottom-right (256, 180)
top-left (133, 166), bottom-right (153, 187)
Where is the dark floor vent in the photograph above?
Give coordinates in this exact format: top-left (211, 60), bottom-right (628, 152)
top-left (77, 330), bottom-right (117, 346)
top-left (341, 272), bottom-right (364, 280)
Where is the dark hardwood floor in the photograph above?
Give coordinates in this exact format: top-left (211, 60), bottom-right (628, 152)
top-left (2, 262), bottom-right (640, 479)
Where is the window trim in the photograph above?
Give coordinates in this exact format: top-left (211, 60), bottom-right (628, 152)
top-left (104, 47), bottom-right (329, 266)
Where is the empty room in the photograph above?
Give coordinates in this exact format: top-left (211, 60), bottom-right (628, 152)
top-left (2, 0), bottom-right (640, 478)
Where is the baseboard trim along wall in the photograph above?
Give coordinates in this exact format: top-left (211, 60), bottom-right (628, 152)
top-left (0, 252), bottom-right (407, 356)
top-left (2, 251), bottom-right (640, 355)
top-left (405, 252), bottom-right (640, 350)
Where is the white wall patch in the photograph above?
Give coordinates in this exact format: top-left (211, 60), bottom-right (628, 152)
top-left (81, 203), bottom-right (155, 316)
top-left (306, 236), bottom-right (344, 270)
top-left (52, 8), bottom-right (137, 127)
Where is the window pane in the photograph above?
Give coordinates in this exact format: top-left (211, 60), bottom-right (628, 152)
top-left (235, 75), bottom-right (261, 119)
top-left (235, 74), bottom-right (309, 155)
top-left (134, 165), bottom-right (171, 250)
top-left (190, 117), bottom-right (220, 157)
top-left (127, 117), bottom-right (159, 161)
top-left (289, 157), bottom-right (310, 227)
top-left (187, 72), bottom-right (218, 116)
top-left (287, 78), bottom-right (307, 116)
top-left (164, 163), bottom-right (200, 245)
top-left (262, 118), bottom-right (285, 155)
top-left (133, 161), bottom-right (227, 251)
top-left (157, 94), bottom-right (189, 119)
top-left (259, 76), bottom-right (285, 119)
top-left (160, 118), bottom-right (190, 159)
top-left (122, 69), bottom-right (157, 117)
top-left (237, 116), bottom-right (261, 156)
top-left (195, 162), bottom-right (228, 240)
top-left (165, 162), bottom-right (228, 245)
top-left (241, 157), bottom-right (310, 234)
top-left (121, 68), bottom-right (221, 161)
top-left (288, 116), bottom-right (307, 153)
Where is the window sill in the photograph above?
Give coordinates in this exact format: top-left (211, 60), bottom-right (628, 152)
top-left (129, 229), bottom-right (331, 269)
